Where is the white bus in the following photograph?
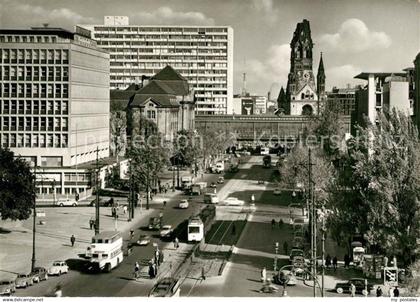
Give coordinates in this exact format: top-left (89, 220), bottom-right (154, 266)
top-left (87, 231), bottom-right (123, 272)
top-left (187, 217), bottom-right (204, 242)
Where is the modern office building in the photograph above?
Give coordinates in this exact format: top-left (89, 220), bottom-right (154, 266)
top-left (0, 27), bottom-right (110, 198)
top-left (352, 71), bottom-right (413, 131)
top-left (79, 16), bottom-right (234, 115)
top-left (327, 85), bottom-right (357, 116)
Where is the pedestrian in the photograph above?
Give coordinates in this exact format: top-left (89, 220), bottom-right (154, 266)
top-left (376, 286), bottom-right (383, 297)
top-left (70, 235), bottom-right (75, 247)
top-left (159, 251), bottom-right (164, 265)
top-left (175, 237), bottom-right (179, 249)
top-left (130, 229), bottom-right (134, 240)
top-left (332, 256), bottom-right (338, 271)
top-left (271, 219), bottom-right (276, 229)
top-left (163, 200), bottom-right (167, 208)
top-left (388, 287), bottom-right (394, 297)
top-left (89, 218), bottom-right (94, 230)
top-left (153, 263), bottom-right (158, 276)
top-left (261, 267), bottom-right (267, 283)
top-left (231, 223), bottom-right (236, 235)
top-left (155, 249), bottom-right (160, 266)
top-left (148, 264), bottom-right (154, 279)
top-left (350, 283), bottom-right (356, 297)
top-left (134, 261), bottom-right (140, 280)
top-left (54, 285), bottom-right (62, 297)
top-left (393, 286), bottom-right (399, 297)
top-left (123, 205), bottom-right (127, 215)
top-left (326, 254), bottom-right (331, 268)
top-left (344, 254), bottom-right (350, 268)
top-left (201, 266), bottom-right (206, 280)
top-left (283, 241), bottom-right (288, 255)
top-left (278, 218), bottom-right (283, 227)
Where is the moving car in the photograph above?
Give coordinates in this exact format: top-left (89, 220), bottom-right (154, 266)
top-left (54, 199), bottom-right (77, 207)
top-left (289, 248), bottom-right (304, 262)
top-left (149, 277), bottom-right (181, 297)
top-left (334, 278), bottom-right (374, 295)
top-left (15, 273), bottom-right (34, 288)
top-left (223, 197), bottom-right (245, 206)
top-left (273, 188), bottom-right (282, 195)
top-left (136, 235), bottom-right (151, 246)
top-left (48, 261), bottom-right (69, 276)
top-left (89, 198), bottom-right (114, 207)
top-left (209, 182), bottom-right (217, 188)
top-left (160, 225), bottom-right (173, 238)
top-left (0, 279), bottom-right (16, 296)
top-left (204, 193), bottom-right (219, 204)
top-left (148, 217), bottom-right (162, 230)
top-left (273, 269), bottom-right (297, 286)
top-left (217, 176), bottom-right (225, 184)
top-left (178, 200), bottom-right (189, 209)
top-left (31, 267), bottom-right (48, 282)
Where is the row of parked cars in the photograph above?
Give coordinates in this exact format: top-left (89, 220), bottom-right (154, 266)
top-left (0, 261), bottom-right (69, 296)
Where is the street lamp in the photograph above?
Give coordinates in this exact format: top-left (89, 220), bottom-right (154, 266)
top-left (30, 161), bottom-right (37, 272)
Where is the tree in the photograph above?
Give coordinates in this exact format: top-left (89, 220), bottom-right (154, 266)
top-left (128, 118), bottom-right (169, 209)
top-left (328, 109), bottom-right (420, 265)
top-left (405, 260), bottom-right (420, 296)
top-left (173, 129), bottom-right (201, 168)
top-left (0, 149), bottom-right (36, 220)
top-left (110, 111), bottom-right (127, 160)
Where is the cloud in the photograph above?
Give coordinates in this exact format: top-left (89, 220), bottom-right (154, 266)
top-left (1, 1), bottom-right (96, 29)
top-left (242, 44), bottom-right (290, 96)
top-left (326, 64), bottom-right (364, 89)
top-left (250, 0), bottom-right (278, 25)
top-left (319, 18), bottom-right (392, 53)
top-left (132, 7), bottom-right (215, 26)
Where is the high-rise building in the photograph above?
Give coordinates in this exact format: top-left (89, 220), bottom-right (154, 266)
top-left (352, 71), bottom-right (413, 131)
top-left (327, 85), bottom-right (357, 116)
top-left (79, 16), bottom-right (234, 115)
top-left (281, 19), bottom-right (326, 116)
top-left (0, 27), bottom-right (110, 198)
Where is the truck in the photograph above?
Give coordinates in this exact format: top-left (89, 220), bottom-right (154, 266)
top-left (190, 184), bottom-right (202, 196)
top-left (181, 176), bottom-right (193, 190)
top-left (263, 155), bottom-right (272, 168)
top-left (148, 217), bottom-right (162, 230)
top-left (195, 182), bottom-right (207, 190)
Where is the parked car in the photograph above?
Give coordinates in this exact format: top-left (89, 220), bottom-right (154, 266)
top-left (0, 279), bottom-right (16, 296)
top-left (334, 278), bottom-right (374, 295)
top-left (54, 199), bottom-right (77, 207)
top-left (160, 225), bottom-right (173, 238)
top-left (136, 235), bottom-right (151, 246)
top-left (273, 269), bottom-right (297, 286)
top-left (15, 273), bottom-right (34, 288)
top-left (273, 188), bottom-right (282, 195)
top-left (178, 200), bottom-right (189, 209)
top-left (32, 267), bottom-right (48, 282)
top-left (289, 248), bottom-right (304, 262)
top-left (149, 277), bottom-right (181, 297)
top-left (223, 197), bottom-right (245, 206)
top-left (209, 182), bottom-right (217, 188)
top-left (217, 176), bottom-right (224, 184)
top-left (48, 261), bottom-right (69, 276)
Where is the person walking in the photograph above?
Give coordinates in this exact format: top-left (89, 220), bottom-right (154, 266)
top-left (326, 254), bottom-right (331, 268)
top-left (271, 219), bottom-right (276, 229)
top-left (344, 254), bottom-right (350, 268)
top-left (350, 283), bottom-right (356, 297)
top-left (89, 218), bottom-right (94, 230)
top-left (153, 262), bottom-right (158, 277)
top-left (130, 229), bottom-right (134, 240)
top-left (159, 251), bottom-right (164, 265)
top-left (201, 266), bottom-right (206, 280)
top-left (70, 235), bottom-right (75, 247)
top-left (393, 286), bottom-right (399, 297)
top-left (261, 267), bottom-right (267, 283)
top-left (148, 264), bottom-right (154, 279)
top-left (174, 237), bottom-right (179, 249)
top-left (134, 262), bottom-right (140, 280)
top-left (388, 286), bottom-right (394, 297)
top-left (332, 256), bottom-right (338, 271)
top-left (376, 286), bottom-right (383, 297)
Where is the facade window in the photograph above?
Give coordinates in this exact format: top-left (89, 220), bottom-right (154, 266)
top-left (40, 101), bottom-right (46, 114)
top-left (17, 134), bottom-right (24, 147)
top-left (33, 117), bottom-right (39, 130)
top-left (54, 101), bottom-right (61, 114)
top-left (2, 134), bottom-right (9, 148)
top-left (39, 134), bottom-right (46, 147)
top-left (62, 101), bottom-right (68, 114)
top-left (55, 67), bottom-right (61, 80)
top-left (32, 134), bottom-right (38, 147)
top-left (10, 134), bottom-right (16, 147)
top-left (147, 110), bottom-right (156, 119)
top-left (54, 117), bottom-right (61, 130)
top-left (63, 85), bottom-right (68, 98)
top-left (62, 117), bottom-right (68, 130)
top-left (47, 134), bottom-right (53, 147)
top-left (62, 134), bottom-right (68, 147)
top-left (33, 101), bottom-right (39, 114)
top-left (25, 67), bottom-right (32, 81)
top-left (40, 117), bottom-right (46, 131)
top-left (3, 117), bottom-right (9, 130)
top-left (25, 117), bottom-right (31, 130)
top-left (54, 134), bottom-right (60, 147)
top-left (41, 156), bottom-right (62, 167)
top-left (18, 100), bottom-right (24, 114)
top-left (25, 84), bottom-right (31, 97)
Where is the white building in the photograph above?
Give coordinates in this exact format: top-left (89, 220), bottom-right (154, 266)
top-left (79, 16), bottom-right (234, 115)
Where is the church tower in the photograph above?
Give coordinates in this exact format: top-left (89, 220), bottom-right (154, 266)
top-left (317, 52), bottom-right (326, 111)
top-left (285, 19), bottom-right (323, 115)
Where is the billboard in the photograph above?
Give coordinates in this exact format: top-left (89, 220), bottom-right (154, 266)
top-left (241, 99), bottom-right (254, 115)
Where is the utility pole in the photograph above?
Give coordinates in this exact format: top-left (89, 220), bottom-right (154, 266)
top-left (308, 148), bottom-right (317, 297)
top-left (128, 159), bottom-right (133, 220)
top-left (95, 147), bottom-right (100, 235)
top-left (31, 163), bottom-right (37, 272)
top-left (321, 206), bottom-right (326, 297)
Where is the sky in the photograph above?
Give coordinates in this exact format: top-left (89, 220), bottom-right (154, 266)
top-left (1, 0), bottom-right (419, 98)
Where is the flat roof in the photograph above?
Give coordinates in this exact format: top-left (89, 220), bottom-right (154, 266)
top-left (354, 72), bottom-right (406, 80)
top-left (0, 28), bottom-right (75, 40)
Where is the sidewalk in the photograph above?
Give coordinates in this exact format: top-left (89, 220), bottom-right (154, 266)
top-left (0, 188), bottom-right (181, 280)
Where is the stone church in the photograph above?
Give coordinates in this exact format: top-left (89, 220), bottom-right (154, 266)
top-left (277, 19), bottom-right (326, 116)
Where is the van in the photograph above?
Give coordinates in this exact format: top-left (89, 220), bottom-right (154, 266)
top-left (204, 193), bottom-right (219, 204)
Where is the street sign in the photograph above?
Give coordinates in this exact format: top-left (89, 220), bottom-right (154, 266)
top-left (384, 267), bottom-right (398, 286)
